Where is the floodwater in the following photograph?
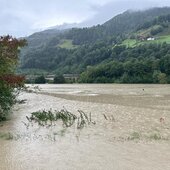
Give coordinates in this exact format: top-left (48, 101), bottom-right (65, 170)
top-left (0, 84), bottom-right (170, 170)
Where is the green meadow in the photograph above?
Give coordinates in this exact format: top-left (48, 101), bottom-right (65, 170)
top-left (58, 39), bottom-right (78, 49)
top-left (122, 34), bottom-right (170, 48)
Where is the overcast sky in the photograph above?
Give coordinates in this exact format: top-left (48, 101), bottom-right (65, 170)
top-left (1, 0), bottom-right (170, 37)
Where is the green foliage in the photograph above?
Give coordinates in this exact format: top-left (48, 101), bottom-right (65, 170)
top-left (53, 75), bottom-right (65, 84)
top-left (34, 75), bottom-right (46, 84)
top-left (157, 73), bottom-right (167, 84)
top-left (137, 13), bottom-right (170, 31)
top-left (27, 109), bottom-right (95, 129)
top-left (0, 82), bottom-right (14, 120)
top-left (21, 41), bottom-right (112, 75)
top-left (0, 36), bottom-right (26, 120)
top-left (150, 25), bottom-right (164, 35)
top-left (79, 43), bottom-right (170, 83)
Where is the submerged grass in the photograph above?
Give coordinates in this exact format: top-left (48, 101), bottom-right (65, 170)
top-left (127, 131), bottom-right (169, 141)
top-left (128, 132), bottom-right (140, 140)
top-left (0, 132), bottom-right (14, 140)
top-left (27, 108), bottom-right (95, 129)
top-left (149, 133), bottom-right (162, 140)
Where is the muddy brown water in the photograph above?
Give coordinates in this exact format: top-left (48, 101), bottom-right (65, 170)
top-left (0, 84), bottom-right (170, 170)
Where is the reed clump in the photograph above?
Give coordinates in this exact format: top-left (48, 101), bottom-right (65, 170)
top-left (27, 108), bottom-right (95, 129)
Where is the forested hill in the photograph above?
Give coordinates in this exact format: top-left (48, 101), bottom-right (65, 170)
top-left (19, 7), bottom-right (170, 83)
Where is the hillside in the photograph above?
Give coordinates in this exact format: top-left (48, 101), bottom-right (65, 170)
top-left (122, 13), bottom-right (170, 47)
top-left (19, 7), bottom-right (170, 83)
top-left (61, 7), bottom-right (170, 45)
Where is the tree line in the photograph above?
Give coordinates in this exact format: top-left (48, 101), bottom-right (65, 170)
top-left (79, 43), bottom-right (170, 84)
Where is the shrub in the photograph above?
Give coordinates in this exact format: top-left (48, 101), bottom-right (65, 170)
top-left (53, 75), bottom-right (65, 84)
top-left (0, 36), bottom-right (26, 120)
top-left (34, 75), bottom-right (46, 84)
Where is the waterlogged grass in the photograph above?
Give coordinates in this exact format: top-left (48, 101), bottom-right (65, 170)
top-left (0, 132), bottom-right (14, 140)
top-left (127, 131), bottom-right (169, 141)
top-left (27, 109), bottom-right (95, 129)
top-left (128, 132), bottom-right (140, 140)
top-left (0, 131), bottom-right (66, 141)
top-left (149, 133), bottom-right (162, 140)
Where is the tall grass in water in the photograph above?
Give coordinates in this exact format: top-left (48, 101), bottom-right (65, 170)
top-left (27, 108), bottom-right (95, 129)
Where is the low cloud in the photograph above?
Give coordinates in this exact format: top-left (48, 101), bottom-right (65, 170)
top-left (83, 0), bottom-right (170, 26)
top-left (0, 0), bottom-right (170, 37)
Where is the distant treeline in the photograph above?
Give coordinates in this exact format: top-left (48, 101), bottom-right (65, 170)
top-left (137, 13), bottom-right (170, 31)
top-left (79, 43), bottom-right (170, 84)
top-left (26, 75), bottom-right (77, 84)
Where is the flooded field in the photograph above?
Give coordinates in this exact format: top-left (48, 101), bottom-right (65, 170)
top-left (0, 84), bottom-right (170, 170)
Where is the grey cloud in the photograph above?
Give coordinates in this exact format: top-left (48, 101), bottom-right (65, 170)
top-left (0, 0), bottom-right (94, 37)
top-left (0, 0), bottom-right (170, 37)
top-left (82, 0), bottom-right (170, 26)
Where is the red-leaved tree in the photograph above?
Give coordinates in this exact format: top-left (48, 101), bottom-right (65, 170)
top-left (0, 35), bottom-right (26, 120)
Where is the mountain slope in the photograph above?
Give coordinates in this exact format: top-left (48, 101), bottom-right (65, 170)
top-left (19, 7), bottom-right (170, 77)
top-left (62, 7), bottom-right (170, 45)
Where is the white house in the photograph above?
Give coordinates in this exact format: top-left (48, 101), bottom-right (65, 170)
top-left (147, 37), bottom-right (155, 41)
